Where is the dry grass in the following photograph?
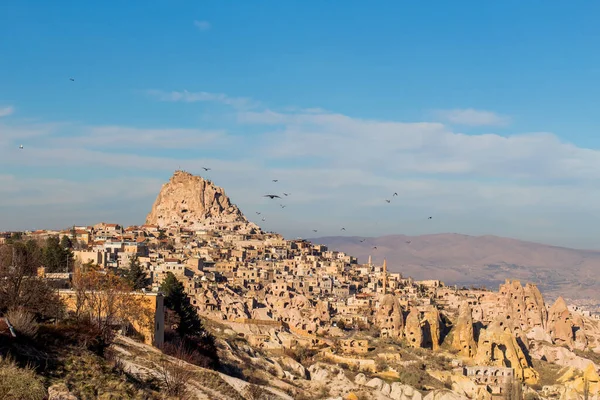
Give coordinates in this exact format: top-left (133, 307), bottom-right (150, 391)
top-left (194, 370), bottom-right (245, 400)
top-left (0, 357), bottom-right (46, 400)
top-left (530, 359), bottom-right (565, 389)
top-left (244, 383), bottom-right (273, 400)
top-left (51, 351), bottom-right (162, 399)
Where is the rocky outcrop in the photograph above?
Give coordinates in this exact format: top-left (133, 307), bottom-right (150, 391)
top-left (48, 384), bottom-right (78, 400)
top-left (498, 280), bottom-right (547, 331)
top-left (314, 300), bottom-right (332, 323)
top-left (474, 318), bottom-right (539, 385)
top-left (364, 378), bottom-right (423, 400)
top-left (450, 302), bottom-right (477, 357)
top-left (530, 342), bottom-right (598, 371)
top-left (405, 307), bottom-right (423, 348)
top-left (423, 390), bottom-right (468, 400)
top-left (375, 294), bottom-right (404, 339)
top-left (146, 171), bottom-right (259, 233)
top-left (547, 297), bottom-right (575, 347)
top-left (422, 306), bottom-right (442, 351)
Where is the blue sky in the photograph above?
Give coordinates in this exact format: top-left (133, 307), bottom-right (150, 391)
top-left (2, 1), bottom-right (600, 248)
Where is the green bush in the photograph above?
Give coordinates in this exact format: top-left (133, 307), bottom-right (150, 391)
top-left (0, 358), bottom-right (46, 400)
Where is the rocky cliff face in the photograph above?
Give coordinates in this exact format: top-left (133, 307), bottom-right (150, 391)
top-left (474, 318), bottom-right (539, 385)
top-left (146, 171), bottom-right (259, 233)
top-left (450, 302), bottom-right (477, 357)
top-left (498, 280), bottom-right (547, 331)
top-left (405, 307), bottom-right (423, 348)
top-left (375, 294), bottom-right (404, 339)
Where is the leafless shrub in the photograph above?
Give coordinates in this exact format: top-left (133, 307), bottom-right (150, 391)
top-left (157, 358), bottom-right (194, 398)
top-left (5, 307), bottom-right (39, 338)
top-left (156, 343), bottom-right (196, 398)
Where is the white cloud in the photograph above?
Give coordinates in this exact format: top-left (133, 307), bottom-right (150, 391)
top-left (62, 125), bottom-right (228, 149)
top-left (0, 106), bottom-right (15, 117)
top-left (435, 108), bottom-right (510, 126)
top-left (5, 99), bottom-right (600, 248)
top-left (193, 20), bottom-right (211, 31)
top-left (147, 89), bottom-right (258, 110)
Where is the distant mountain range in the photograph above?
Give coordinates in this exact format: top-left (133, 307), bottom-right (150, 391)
top-left (308, 233), bottom-right (600, 302)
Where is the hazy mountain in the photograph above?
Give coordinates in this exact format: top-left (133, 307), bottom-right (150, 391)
top-left (308, 233), bottom-right (600, 302)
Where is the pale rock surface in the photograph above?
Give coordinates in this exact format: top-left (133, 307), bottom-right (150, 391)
top-left (474, 318), bottom-right (539, 385)
top-left (315, 300), bottom-right (332, 323)
top-left (498, 280), bottom-right (547, 331)
top-left (279, 356), bottom-right (308, 379)
top-left (307, 362), bottom-right (358, 397)
top-left (48, 383), bottom-right (78, 400)
top-left (375, 294), bottom-right (404, 339)
top-left (423, 390), bottom-right (468, 400)
top-left (530, 342), bottom-right (598, 371)
top-left (389, 382), bottom-right (423, 400)
top-left (146, 171), bottom-right (259, 233)
top-left (526, 325), bottom-right (553, 342)
top-left (405, 307), bottom-right (423, 348)
top-left (428, 371), bottom-right (480, 399)
top-left (366, 377), bottom-right (386, 391)
top-left (423, 305), bottom-right (442, 350)
top-left (548, 297), bottom-right (576, 347)
top-left (354, 373), bottom-right (368, 386)
top-left (449, 302), bottom-right (477, 357)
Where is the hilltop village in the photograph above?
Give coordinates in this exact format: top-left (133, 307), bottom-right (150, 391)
top-left (2, 171), bottom-right (600, 400)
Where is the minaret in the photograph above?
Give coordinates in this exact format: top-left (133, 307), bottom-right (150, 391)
top-left (382, 259), bottom-right (387, 295)
top-left (368, 255), bottom-right (372, 267)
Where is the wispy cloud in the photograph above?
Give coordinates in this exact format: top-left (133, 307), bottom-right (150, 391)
top-left (193, 20), bottom-right (211, 31)
top-left (146, 89), bottom-right (259, 110)
top-left (5, 98), bottom-right (600, 248)
top-left (0, 106), bottom-right (15, 117)
top-left (434, 108), bottom-right (510, 126)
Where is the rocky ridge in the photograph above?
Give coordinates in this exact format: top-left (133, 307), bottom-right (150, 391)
top-left (145, 171), bottom-right (259, 233)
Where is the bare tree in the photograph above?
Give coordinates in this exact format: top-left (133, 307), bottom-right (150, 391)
top-left (0, 243), bottom-right (61, 319)
top-left (156, 343), bottom-right (195, 399)
top-left (71, 267), bottom-right (152, 344)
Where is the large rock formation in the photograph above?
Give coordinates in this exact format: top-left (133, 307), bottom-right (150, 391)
top-left (498, 280), bottom-right (547, 331)
top-left (474, 318), bottom-right (539, 385)
top-left (146, 171), bottom-right (259, 233)
top-left (405, 307), bottom-right (423, 348)
top-left (422, 306), bottom-right (442, 351)
top-left (547, 297), bottom-right (575, 347)
top-left (375, 294), bottom-right (404, 339)
top-left (450, 302), bottom-right (477, 357)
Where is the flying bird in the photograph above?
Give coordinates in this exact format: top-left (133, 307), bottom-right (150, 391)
top-left (69, 77), bottom-right (75, 81)
top-left (428, 216), bottom-right (432, 219)
top-left (406, 241), bottom-right (411, 244)
top-left (280, 205), bottom-right (286, 208)
top-left (341, 228), bottom-right (346, 231)
top-left (256, 212), bottom-right (261, 215)
top-left (385, 199), bottom-right (391, 203)
top-left (313, 229), bottom-right (318, 232)
top-left (19, 145), bottom-right (24, 150)
top-left (359, 239), bottom-right (365, 242)
top-left (372, 246), bottom-right (378, 250)
top-left (264, 194), bottom-right (281, 199)
top-left (283, 193), bottom-right (290, 196)
top-left (272, 179), bottom-right (278, 182)
top-left (393, 192), bottom-right (398, 196)
top-left (202, 167), bottom-right (211, 171)
top-left (261, 218), bottom-right (266, 221)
